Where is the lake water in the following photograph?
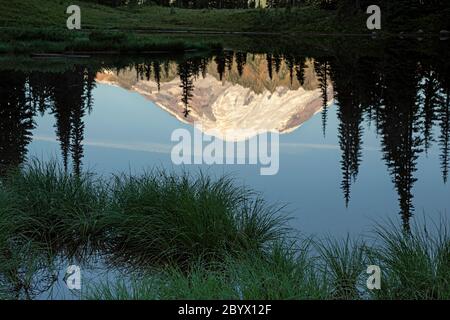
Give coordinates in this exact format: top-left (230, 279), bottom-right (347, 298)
top-left (1, 37), bottom-right (449, 239)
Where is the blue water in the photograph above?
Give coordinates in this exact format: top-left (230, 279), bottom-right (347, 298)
top-left (29, 83), bottom-right (450, 237)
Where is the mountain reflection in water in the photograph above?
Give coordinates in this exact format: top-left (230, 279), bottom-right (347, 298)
top-left (0, 41), bottom-right (449, 232)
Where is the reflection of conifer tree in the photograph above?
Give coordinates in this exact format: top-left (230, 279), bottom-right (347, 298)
top-left (28, 72), bottom-right (54, 115)
top-left (214, 53), bottom-right (226, 81)
top-left (153, 61), bottom-right (161, 91)
top-left (51, 67), bottom-right (89, 173)
top-left (145, 64), bottom-right (152, 82)
top-left (225, 51), bottom-right (234, 72)
top-left (338, 103), bottom-right (363, 207)
top-left (190, 57), bottom-right (202, 80)
top-left (71, 68), bottom-right (96, 176)
top-left (163, 61), bottom-right (170, 78)
top-left (419, 69), bottom-right (440, 154)
top-left (439, 88), bottom-right (450, 183)
top-left (314, 59), bottom-right (330, 138)
top-left (330, 60), bottom-right (363, 208)
top-left (273, 53), bottom-right (282, 75)
top-left (200, 58), bottom-right (209, 79)
top-left (357, 58), bottom-right (385, 131)
top-left (176, 57), bottom-right (210, 118)
top-left (378, 54), bottom-right (422, 233)
top-left (52, 75), bottom-right (73, 171)
top-left (284, 54), bottom-right (295, 86)
top-left (235, 52), bottom-right (247, 77)
top-left (84, 68), bottom-right (96, 113)
top-left (0, 71), bottom-right (35, 176)
top-left (295, 56), bottom-right (306, 86)
top-left (266, 53), bottom-right (273, 80)
top-left (178, 60), bottom-right (194, 118)
top-left (135, 63), bottom-right (144, 81)
top-left (70, 98), bottom-right (85, 176)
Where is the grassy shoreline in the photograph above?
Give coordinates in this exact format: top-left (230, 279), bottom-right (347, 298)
top-left (0, 27), bottom-right (224, 54)
top-left (2, 0), bottom-right (447, 54)
top-left (1, 1), bottom-right (348, 33)
top-left (0, 162), bottom-right (449, 300)
top-left (0, 0), bottom-right (352, 54)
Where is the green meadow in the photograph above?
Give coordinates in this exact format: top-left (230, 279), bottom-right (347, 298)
top-left (1, 0), bottom-right (447, 54)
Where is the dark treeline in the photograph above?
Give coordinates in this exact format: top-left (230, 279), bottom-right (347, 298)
top-left (1, 43), bottom-right (449, 231)
top-left (91, 0), bottom-right (449, 14)
top-left (96, 0), bottom-right (253, 8)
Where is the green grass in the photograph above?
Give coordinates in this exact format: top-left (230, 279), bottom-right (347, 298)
top-left (86, 220), bottom-right (450, 300)
top-left (87, 242), bottom-right (329, 300)
top-left (106, 170), bottom-right (288, 266)
top-left (316, 236), bottom-right (366, 299)
top-left (0, 161), bottom-right (288, 266)
top-left (0, 160), bottom-right (108, 256)
top-left (1, 0), bottom-right (445, 54)
top-left (0, 0), bottom-right (365, 53)
top-left (367, 220), bottom-right (450, 299)
top-left (0, 27), bottom-right (222, 54)
top-left (0, 0), bottom-right (345, 33)
top-left (0, 161), bottom-right (449, 300)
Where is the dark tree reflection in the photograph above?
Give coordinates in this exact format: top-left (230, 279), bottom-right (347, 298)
top-left (235, 52), bottom-right (247, 77)
top-left (295, 56), bottom-right (307, 87)
top-left (178, 60), bottom-right (195, 118)
top-left (314, 58), bottom-right (331, 138)
top-left (1, 44), bottom-right (449, 231)
top-left (0, 71), bottom-right (34, 177)
top-left (378, 49), bottom-right (423, 233)
top-left (329, 58), bottom-right (363, 208)
top-left (438, 87), bottom-right (450, 184)
top-left (0, 68), bottom-right (94, 176)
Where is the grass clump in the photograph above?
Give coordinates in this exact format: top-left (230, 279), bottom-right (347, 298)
top-left (1, 161), bottom-right (108, 255)
top-left (106, 171), bottom-right (288, 266)
top-left (0, 184), bottom-right (59, 299)
top-left (224, 242), bottom-right (328, 300)
top-left (367, 220), bottom-right (450, 300)
top-left (87, 241), bottom-right (329, 300)
top-left (0, 161), bottom-right (288, 267)
top-left (316, 236), bottom-right (366, 299)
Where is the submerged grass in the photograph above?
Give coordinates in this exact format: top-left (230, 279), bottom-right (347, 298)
top-left (87, 222), bottom-right (450, 300)
top-left (87, 242), bottom-right (329, 300)
top-left (0, 161), bottom-right (449, 300)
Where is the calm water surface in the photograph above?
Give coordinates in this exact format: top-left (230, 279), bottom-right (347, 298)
top-left (1, 39), bottom-right (449, 238)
